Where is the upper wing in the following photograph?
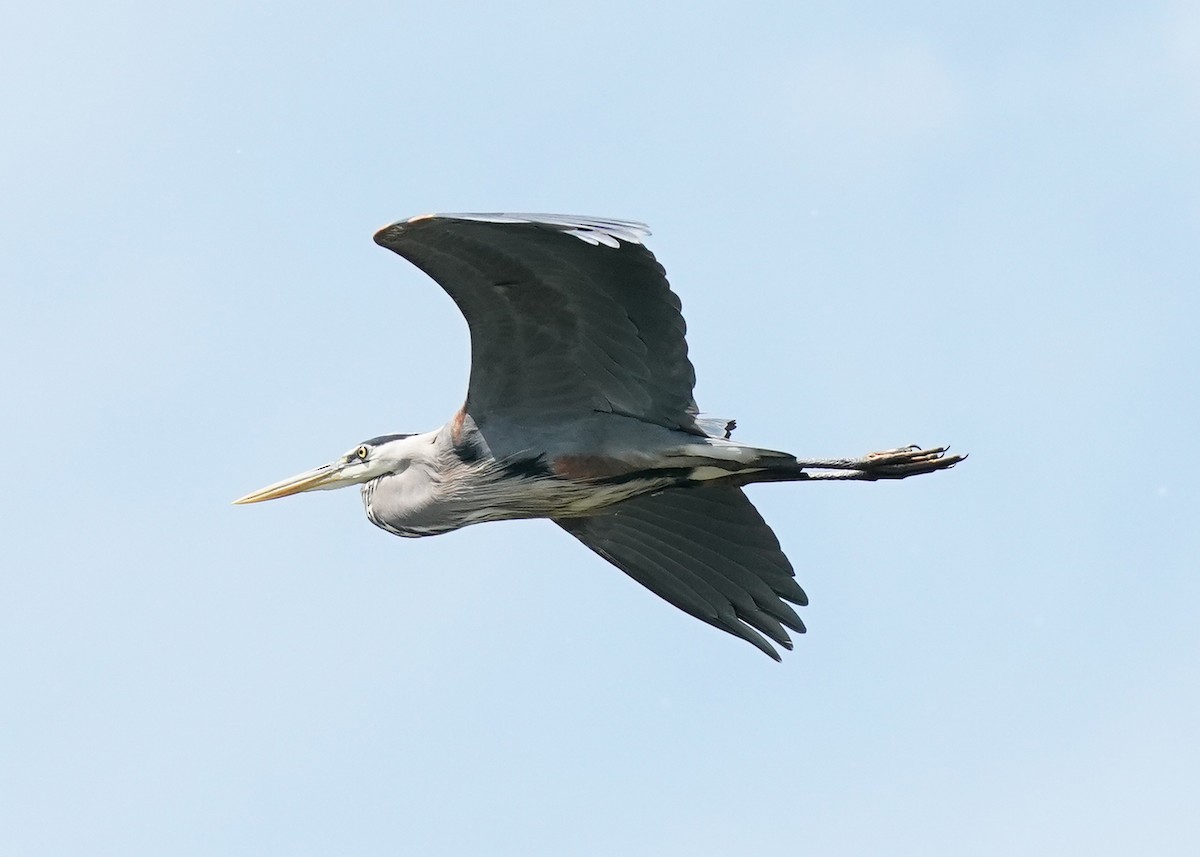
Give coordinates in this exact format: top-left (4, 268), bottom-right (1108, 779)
top-left (373, 213), bottom-right (699, 432)
top-left (555, 486), bottom-right (808, 660)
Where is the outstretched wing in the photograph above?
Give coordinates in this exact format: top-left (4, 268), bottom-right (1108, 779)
top-left (556, 486), bottom-right (807, 660)
top-left (373, 213), bottom-right (699, 432)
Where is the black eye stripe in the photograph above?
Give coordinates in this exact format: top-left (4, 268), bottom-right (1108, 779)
top-left (347, 434), bottom-right (413, 463)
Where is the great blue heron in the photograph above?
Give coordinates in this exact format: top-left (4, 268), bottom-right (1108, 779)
top-left (235, 213), bottom-right (963, 659)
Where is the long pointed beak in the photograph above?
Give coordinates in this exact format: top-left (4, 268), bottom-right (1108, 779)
top-left (233, 462), bottom-right (346, 505)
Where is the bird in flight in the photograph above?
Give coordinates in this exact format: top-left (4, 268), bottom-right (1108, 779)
top-left (235, 213), bottom-right (963, 659)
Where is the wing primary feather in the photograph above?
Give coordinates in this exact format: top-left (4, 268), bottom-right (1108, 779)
top-left (556, 486), bottom-right (805, 660)
top-left (609, 514), bottom-right (797, 647)
top-left (586, 528), bottom-right (786, 660)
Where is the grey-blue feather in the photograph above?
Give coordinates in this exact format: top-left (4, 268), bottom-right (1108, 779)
top-left (373, 214), bottom-right (700, 449)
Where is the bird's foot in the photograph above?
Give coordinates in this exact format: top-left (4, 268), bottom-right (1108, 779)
top-left (798, 445), bottom-right (966, 481)
top-left (856, 444), bottom-right (965, 479)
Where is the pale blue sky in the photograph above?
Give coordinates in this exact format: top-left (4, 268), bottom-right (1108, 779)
top-left (3, 2), bottom-right (1198, 855)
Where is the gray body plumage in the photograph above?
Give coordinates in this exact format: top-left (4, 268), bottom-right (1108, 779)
top-left (358, 415), bottom-right (798, 538)
top-left (236, 213), bottom-right (963, 660)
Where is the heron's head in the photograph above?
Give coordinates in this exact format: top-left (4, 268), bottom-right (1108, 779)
top-left (233, 434), bottom-right (419, 505)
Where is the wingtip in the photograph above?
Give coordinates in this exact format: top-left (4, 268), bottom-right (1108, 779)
top-left (742, 627), bottom-right (786, 661)
top-left (373, 212), bottom-right (443, 247)
top-left (372, 222), bottom-right (401, 247)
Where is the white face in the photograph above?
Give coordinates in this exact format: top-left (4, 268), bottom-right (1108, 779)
top-left (233, 433), bottom-right (427, 505)
top-left (334, 436), bottom-right (428, 485)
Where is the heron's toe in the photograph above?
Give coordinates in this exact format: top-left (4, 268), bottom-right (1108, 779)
top-left (862, 445), bottom-right (964, 477)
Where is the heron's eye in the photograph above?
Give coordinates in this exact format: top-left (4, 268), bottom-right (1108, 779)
top-left (356, 446), bottom-right (369, 460)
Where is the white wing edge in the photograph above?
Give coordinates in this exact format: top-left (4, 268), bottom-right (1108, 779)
top-left (404, 212), bottom-right (651, 247)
